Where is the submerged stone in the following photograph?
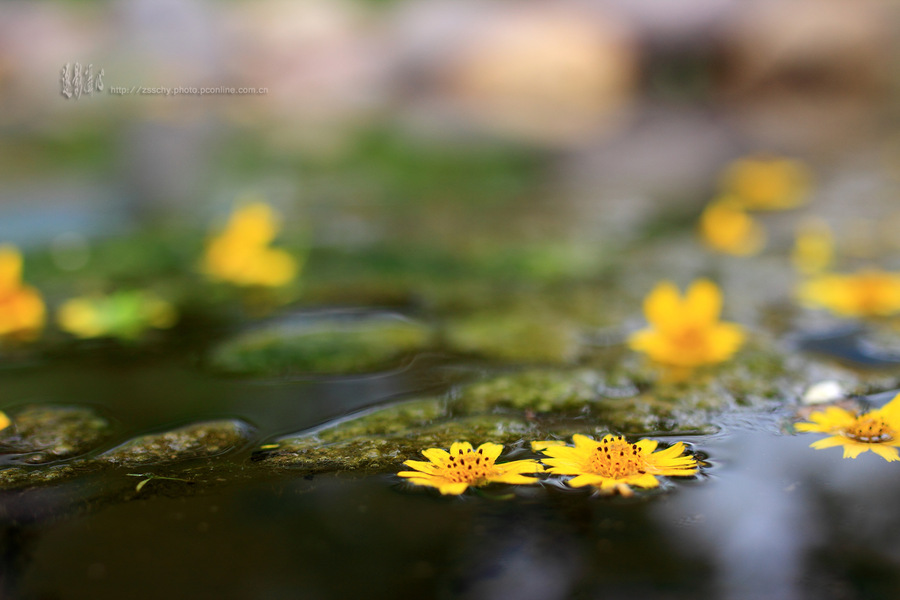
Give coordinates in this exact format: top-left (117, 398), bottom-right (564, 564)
top-left (0, 405), bottom-right (113, 464)
top-left (314, 398), bottom-right (447, 444)
top-left (452, 369), bottom-right (609, 414)
top-left (259, 402), bottom-right (534, 473)
top-left (98, 419), bottom-right (252, 466)
top-left (209, 311), bottom-right (433, 375)
top-left (0, 463), bottom-right (83, 488)
top-left (443, 311), bottom-right (583, 364)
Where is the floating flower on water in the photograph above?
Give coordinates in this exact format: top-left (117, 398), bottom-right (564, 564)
top-left (628, 279), bottom-right (745, 368)
top-left (398, 441), bottom-right (544, 495)
top-left (698, 197), bottom-right (766, 256)
top-left (791, 218), bottom-right (833, 275)
top-left (797, 269), bottom-right (900, 318)
top-left (202, 202), bottom-right (299, 287)
top-left (57, 290), bottom-right (177, 341)
top-left (537, 434), bottom-right (698, 496)
top-left (0, 245), bottom-right (45, 341)
top-left (720, 156), bottom-right (811, 210)
top-left (796, 394), bottom-right (900, 461)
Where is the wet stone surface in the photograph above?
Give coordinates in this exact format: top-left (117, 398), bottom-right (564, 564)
top-left (0, 405), bottom-right (113, 464)
top-left (98, 419), bottom-right (253, 466)
top-left (208, 312), bottom-right (433, 376)
top-left (257, 413), bottom-right (537, 473)
top-left (0, 419), bottom-right (253, 489)
top-left (442, 310), bottom-right (584, 364)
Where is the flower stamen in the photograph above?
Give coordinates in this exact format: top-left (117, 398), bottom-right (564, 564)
top-left (846, 417), bottom-right (894, 443)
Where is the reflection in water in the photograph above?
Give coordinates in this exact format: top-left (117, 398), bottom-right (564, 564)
top-left (442, 503), bottom-right (583, 600)
top-left (656, 428), bottom-right (900, 599)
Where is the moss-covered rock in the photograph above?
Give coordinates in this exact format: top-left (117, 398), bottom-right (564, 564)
top-left (443, 311), bottom-right (583, 364)
top-left (209, 312), bottom-right (433, 376)
top-left (315, 398), bottom-right (447, 444)
top-left (447, 364), bottom-right (781, 435)
top-left (257, 413), bottom-right (535, 473)
top-left (98, 419), bottom-right (252, 466)
top-left (0, 405), bottom-right (113, 464)
top-left (452, 369), bottom-right (608, 414)
top-left (0, 463), bottom-right (84, 488)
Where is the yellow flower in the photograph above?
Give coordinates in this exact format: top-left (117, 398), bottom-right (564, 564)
top-left (202, 202), bottom-right (299, 287)
top-left (720, 156), bottom-right (811, 210)
top-left (0, 245), bottom-right (45, 341)
top-left (796, 394), bottom-right (900, 461)
top-left (0, 410), bottom-right (9, 432)
top-left (698, 197), bottom-right (766, 256)
top-left (57, 290), bottom-right (177, 340)
top-left (537, 434), bottom-right (698, 496)
top-left (791, 218), bottom-right (833, 275)
top-left (628, 279), bottom-right (745, 367)
top-left (398, 441), bottom-right (545, 495)
top-left (797, 269), bottom-right (900, 318)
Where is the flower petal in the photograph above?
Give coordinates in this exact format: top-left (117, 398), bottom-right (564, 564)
top-left (531, 440), bottom-right (566, 452)
top-left (868, 444), bottom-right (900, 462)
top-left (421, 448), bottom-right (450, 463)
top-left (401, 460), bottom-right (441, 474)
top-left (494, 459), bottom-right (545, 475)
top-left (449, 442), bottom-right (474, 456)
top-left (635, 439), bottom-right (658, 454)
top-left (476, 442), bottom-right (503, 462)
top-left (643, 282), bottom-right (683, 330)
top-left (685, 279), bottom-right (722, 325)
top-left (437, 482), bottom-right (470, 495)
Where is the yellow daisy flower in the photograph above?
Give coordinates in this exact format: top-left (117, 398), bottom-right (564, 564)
top-left (57, 290), bottom-right (177, 340)
top-left (398, 441), bottom-right (545, 495)
top-left (0, 245), bottom-right (45, 341)
top-left (720, 156), bottom-right (811, 211)
top-left (628, 279), bottom-right (745, 368)
top-left (797, 269), bottom-right (900, 318)
top-left (698, 197), bottom-right (766, 256)
top-left (202, 202), bottom-right (299, 288)
top-left (0, 410), bottom-right (9, 432)
top-left (537, 434), bottom-right (698, 497)
top-left (796, 394), bottom-right (900, 461)
top-left (791, 218), bottom-right (833, 275)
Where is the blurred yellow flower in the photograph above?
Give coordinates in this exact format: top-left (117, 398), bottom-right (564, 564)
top-left (203, 202), bottom-right (299, 287)
top-left (796, 394), bottom-right (900, 461)
top-left (398, 441), bottom-right (544, 495)
top-left (57, 290), bottom-right (177, 341)
top-left (797, 269), bottom-right (900, 318)
top-left (0, 410), bottom-right (10, 431)
top-left (537, 434), bottom-right (698, 496)
top-left (698, 198), bottom-right (766, 256)
top-left (720, 156), bottom-right (811, 210)
top-left (628, 279), bottom-right (745, 367)
top-left (0, 245), bottom-right (45, 341)
top-left (791, 218), bottom-right (833, 275)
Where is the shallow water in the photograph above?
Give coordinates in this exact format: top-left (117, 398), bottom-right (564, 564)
top-left (2, 344), bottom-right (899, 600)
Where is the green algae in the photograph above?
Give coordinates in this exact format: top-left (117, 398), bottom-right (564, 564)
top-left (315, 398), bottom-right (447, 443)
top-left (99, 419), bottom-right (251, 466)
top-left (0, 419), bottom-right (252, 490)
top-left (208, 314), bottom-right (433, 376)
top-left (443, 311), bottom-right (583, 364)
top-left (452, 369), bottom-right (606, 414)
top-left (258, 414), bottom-right (535, 473)
top-left (0, 405), bottom-right (113, 464)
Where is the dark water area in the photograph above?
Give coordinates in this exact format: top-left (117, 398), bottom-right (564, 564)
top-left (1, 346), bottom-right (899, 600)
